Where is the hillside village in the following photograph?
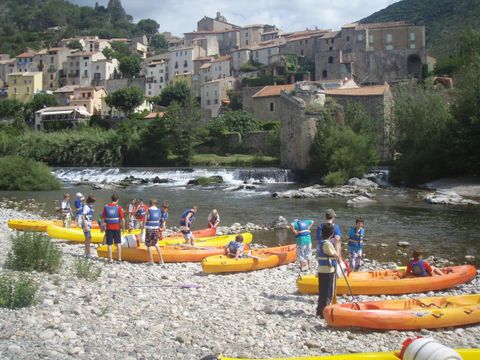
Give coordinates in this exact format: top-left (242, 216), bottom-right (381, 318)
top-left (0, 8), bottom-right (432, 169)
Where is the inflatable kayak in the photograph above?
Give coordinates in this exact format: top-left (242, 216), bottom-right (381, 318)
top-left (201, 244), bottom-right (296, 273)
top-left (97, 242), bottom-right (250, 263)
top-left (47, 225), bottom-right (141, 243)
top-left (324, 294), bottom-right (480, 330)
top-left (205, 349), bottom-right (480, 359)
top-left (297, 265), bottom-right (477, 295)
top-left (8, 219), bottom-right (100, 232)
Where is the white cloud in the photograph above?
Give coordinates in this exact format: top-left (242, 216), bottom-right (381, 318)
top-left (70, 0), bottom-right (400, 36)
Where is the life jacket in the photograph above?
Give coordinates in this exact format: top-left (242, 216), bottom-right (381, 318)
top-left (136, 205), bottom-right (146, 218)
top-left (410, 259), bottom-right (429, 277)
top-left (75, 199), bottom-right (83, 214)
top-left (84, 205), bottom-right (94, 222)
top-left (145, 208), bottom-right (161, 229)
top-left (348, 227), bottom-right (364, 246)
top-left (317, 239), bottom-right (336, 269)
top-left (104, 204), bottom-right (120, 224)
top-left (61, 201), bottom-right (71, 215)
top-left (180, 209), bottom-right (195, 227)
top-left (227, 241), bottom-right (241, 256)
top-left (295, 220), bottom-right (310, 238)
top-left (160, 209), bottom-right (168, 225)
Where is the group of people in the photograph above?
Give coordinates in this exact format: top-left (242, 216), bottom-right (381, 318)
top-left (59, 192), bottom-right (222, 264)
top-left (290, 208), bottom-right (445, 317)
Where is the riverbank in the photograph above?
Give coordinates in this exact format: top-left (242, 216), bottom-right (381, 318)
top-left (0, 206), bottom-right (479, 359)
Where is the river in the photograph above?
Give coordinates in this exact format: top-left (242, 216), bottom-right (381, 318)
top-left (1, 167), bottom-right (479, 265)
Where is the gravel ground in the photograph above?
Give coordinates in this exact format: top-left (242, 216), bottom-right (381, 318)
top-left (0, 203), bottom-right (479, 360)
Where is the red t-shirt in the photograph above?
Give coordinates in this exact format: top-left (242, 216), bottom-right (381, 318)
top-left (102, 202), bottom-right (125, 230)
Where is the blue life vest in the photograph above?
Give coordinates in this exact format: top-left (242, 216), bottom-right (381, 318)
top-left (146, 208), bottom-right (161, 228)
top-left (84, 206), bottom-right (94, 222)
top-left (180, 209), bottom-right (195, 226)
top-left (136, 206), bottom-right (146, 218)
top-left (227, 241), bottom-right (242, 256)
top-left (295, 220), bottom-right (310, 238)
top-left (160, 209), bottom-right (168, 224)
top-left (317, 239), bottom-right (336, 269)
top-left (410, 259), bottom-right (429, 277)
top-left (104, 205), bottom-right (120, 224)
top-left (75, 199), bottom-right (83, 214)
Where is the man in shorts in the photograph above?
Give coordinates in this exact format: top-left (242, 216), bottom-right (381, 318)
top-left (290, 218), bottom-right (314, 271)
top-left (144, 199), bottom-right (164, 265)
top-left (102, 193), bottom-right (125, 262)
top-left (179, 206), bottom-right (197, 246)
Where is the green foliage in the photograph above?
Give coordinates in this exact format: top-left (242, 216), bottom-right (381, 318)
top-left (239, 59), bottom-right (265, 72)
top-left (361, 0), bottom-right (480, 57)
top-left (390, 82), bottom-right (453, 185)
top-left (262, 121), bottom-right (280, 131)
top-left (115, 114), bottom-right (147, 165)
top-left (73, 259), bottom-right (102, 281)
top-left (189, 154), bottom-right (279, 167)
top-left (140, 115), bottom-right (171, 165)
top-left (0, 99), bottom-right (24, 119)
top-left (110, 41), bottom-right (131, 58)
top-left (344, 102), bottom-right (378, 145)
top-left (67, 39), bottom-right (83, 50)
top-left (106, 86), bottom-right (144, 115)
top-left (221, 111), bottom-right (262, 135)
top-left (226, 89), bottom-right (242, 111)
top-left (118, 55), bottom-right (142, 78)
top-left (5, 233), bottom-right (63, 274)
top-left (0, 156), bottom-right (61, 190)
top-left (137, 19), bottom-right (159, 37)
top-left (28, 93), bottom-right (58, 112)
top-left (150, 34), bottom-right (168, 53)
top-left (154, 81), bottom-right (195, 107)
top-left (309, 100), bottom-right (378, 185)
top-left (244, 75), bottom-right (286, 87)
top-left (0, 273), bottom-right (38, 309)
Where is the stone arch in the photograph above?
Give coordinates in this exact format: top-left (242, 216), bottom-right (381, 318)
top-left (407, 54), bottom-right (422, 79)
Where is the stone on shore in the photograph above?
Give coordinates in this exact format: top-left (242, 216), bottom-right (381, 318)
top-left (423, 190), bottom-right (479, 206)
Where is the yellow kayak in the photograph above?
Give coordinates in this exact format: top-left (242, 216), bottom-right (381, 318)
top-left (211, 349), bottom-right (479, 359)
top-left (8, 219), bottom-right (63, 232)
top-left (47, 225), bottom-right (141, 243)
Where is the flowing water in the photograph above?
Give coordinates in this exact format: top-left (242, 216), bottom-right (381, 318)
top-left (2, 167), bottom-right (479, 265)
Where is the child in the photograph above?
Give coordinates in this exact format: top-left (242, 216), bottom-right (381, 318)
top-left (81, 195), bottom-right (96, 259)
top-left (60, 193), bottom-right (73, 228)
top-left (180, 206), bottom-right (197, 246)
top-left (207, 209), bottom-right (220, 229)
top-left (289, 218), bottom-right (314, 272)
top-left (74, 193), bottom-right (84, 227)
top-left (144, 199), bottom-right (164, 265)
top-left (403, 249), bottom-right (444, 277)
top-left (135, 199), bottom-right (148, 232)
top-left (346, 218), bottom-right (365, 272)
top-left (225, 234), bottom-right (244, 259)
top-left (316, 223), bottom-right (339, 318)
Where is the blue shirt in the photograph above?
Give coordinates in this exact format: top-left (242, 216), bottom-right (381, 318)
top-left (316, 223), bottom-right (341, 254)
top-left (347, 226), bottom-right (365, 251)
top-left (227, 241), bottom-right (244, 256)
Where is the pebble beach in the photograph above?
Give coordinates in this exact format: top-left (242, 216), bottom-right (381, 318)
top-left (0, 203), bottom-right (479, 360)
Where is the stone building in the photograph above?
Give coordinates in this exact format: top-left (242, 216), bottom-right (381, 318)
top-left (315, 21), bottom-right (426, 84)
top-left (249, 84), bottom-right (295, 122)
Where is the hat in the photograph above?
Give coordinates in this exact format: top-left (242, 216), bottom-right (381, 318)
top-left (325, 209), bottom-right (336, 218)
top-left (76, 192), bottom-right (83, 198)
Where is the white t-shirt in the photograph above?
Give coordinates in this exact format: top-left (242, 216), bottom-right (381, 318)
top-left (82, 204), bottom-right (93, 229)
top-left (208, 212), bottom-right (220, 224)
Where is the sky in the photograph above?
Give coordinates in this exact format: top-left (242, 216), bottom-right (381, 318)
top-left (69, 0), bottom-right (401, 36)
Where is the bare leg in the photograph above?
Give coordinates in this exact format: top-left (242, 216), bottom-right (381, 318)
top-left (147, 246), bottom-right (153, 264)
top-left (117, 243), bottom-right (122, 261)
top-left (108, 245), bottom-right (112, 262)
top-left (84, 235), bottom-right (91, 257)
top-left (155, 245), bottom-right (163, 264)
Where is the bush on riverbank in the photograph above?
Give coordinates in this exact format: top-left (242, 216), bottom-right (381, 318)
top-left (0, 156), bottom-right (61, 191)
top-left (5, 233), bottom-right (63, 273)
top-left (73, 259), bottom-right (102, 281)
top-left (0, 273), bottom-right (38, 309)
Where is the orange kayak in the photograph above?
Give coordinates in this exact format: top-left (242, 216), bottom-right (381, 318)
top-left (297, 265), bottom-right (477, 295)
top-left (201, 244), bottom-right (297, 273)
top-left (324, 294), bottom-right (480, 330)
top-left (97, 243), bottom-right (249, 263)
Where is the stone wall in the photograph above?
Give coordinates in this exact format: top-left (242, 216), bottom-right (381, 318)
top-left (103, 78), bottom-right (146, 94)
top-left (242, 86), bottom-right (264, 113)
top-left (242, 131), bottom-right (271, 154)
top-left (251, 97), bottom-right (282, 122)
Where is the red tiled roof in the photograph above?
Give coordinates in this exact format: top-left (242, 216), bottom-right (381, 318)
top-left (252, 84), bottom-right (295, 98)
top-left (143, 112), bottom-right (165, 119)
top-left (212, 55), bottom-right (231, 63)
top-left (325, 84), bottom-right (389, 96)
top-left (16, 52), bottom-right (35, 58)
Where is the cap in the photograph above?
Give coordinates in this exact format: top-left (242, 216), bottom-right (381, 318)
top-left (76, 192), bottom-right (83, 197)
top-left (325, 209), bottom-right (336, 218)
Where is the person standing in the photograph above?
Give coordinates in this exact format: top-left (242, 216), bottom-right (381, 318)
top-left (135, 199), bottom-right (147, 234)
top-left (207, 209), bottom-right (220, 229)
top-left (126, 198), bottom-right (137, 230)
top-left (102, 193), bottom-right (125, 263)
top-left (74, 193), bottom-right (84, 227)
top-left (60, 193), bottom-right (73, 228)
top-left (316, 209), bottom-right (342, 259)
top-left (290, 218), bottom-right (314, 272)
top-left (316, 223), bottom-right (339, 318)
top-left (180, 206), bottom-right (197, 246)
top-left (346, 218), bottom-right (365, 271)
top-left (144, 199), bottom-right (164, 265)
top-left (81, 195), bottom-right (96, 259)
top-left (159, 201), bottom-right (169, 239)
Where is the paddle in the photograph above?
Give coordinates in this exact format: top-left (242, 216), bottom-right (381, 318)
top-left (337, 257), bottom-right (360, 310)
top-left (129, 282), bottom-right (201, 289)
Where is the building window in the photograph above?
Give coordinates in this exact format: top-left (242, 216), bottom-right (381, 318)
top-left (409, 43), bottom-right (416, 49)
top-left (14, 87), bottom-right (17, 94)
top-left (328, 56), bottom-right (333, 64)
top-left (26, 87), bottom-right (29, 93)
top-left (322, 70), bottom-right (327, 78)
top-left (301, 50), bottom-right (304, 56)
top-left (386, 33), bottom-right (392, 43)
top-left (246, 40), bottom-right (249, 45)
top-left (357, 33), bottom-right (363, 41)
top-left (245, 32), bottom-right (249, 37)
top-left (160, 76), bottom-right (163, 82)
top-left (369, 34), bottom-right (374, 43)
top-left (207, 99), bottom-right (211, 105)
top-left (51, 56), bottom-right (54, 64)
top-left (299, 40), bottom-right (303, 45)
top-left (184, 60), bottom-right (188, 67)
top-left (386, 44), bottom-right (394, 50)
top-left (329, 46), bottom-right (333, 51)
top-left (305, 39), bottom-right (308, 44)
top-left (410, 32), bottom-right (415, 41)
top-left (175, 62), bottom-right (178, 69)
top-left (50, 74), bottom-right (54, 80)
top-left (331, 38), bottom-right (334, 43)
top-left (346, 36), bottom-right (350, 42)
top-left (13, 79), bottom-right (16, 85)
top-left (214, 98), bottom-right (218, 105)
top-left (269, 102), bottom-right (274, 112)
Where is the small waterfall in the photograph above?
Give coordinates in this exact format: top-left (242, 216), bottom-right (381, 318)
top-left (234, 168), bottom-right (294, 183)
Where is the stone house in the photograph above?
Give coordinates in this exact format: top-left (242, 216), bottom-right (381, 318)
top-left (231, 48), bottom-right (253, 73)
top-left (91, 58), bottom-right (119, 86)
top-left (248, 84), bottom-right (295, 122)
top-left (251, 42), bottom-right (282, 65)
top-left (63, 51), bottom-right (107, 87)
top-left (8, 72), bottom-right (43, 102)
top-left (15, 52), bottom-right (37, 73)
top-left (53, 85), bottom-right (79, 106)
top-left (70, 86), bottom-right (108, 116)
top-left (168, 46), bottom-right (204, 83)
top-left (145, 59), bottom-right (169, 97)
top-left (200, 77), bottom-right (234, 118)
top-left (197, 12), bottom-right (240, 32)
top-left (34, 47), bottom-right (70, 91)
top-left (240, 24), bottom-right (264, 48)
top-left (0, 58), bottom-right (16, 85)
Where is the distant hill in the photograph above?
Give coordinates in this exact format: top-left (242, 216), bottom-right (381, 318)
top-left (361, 0), bottom-right (480, 57)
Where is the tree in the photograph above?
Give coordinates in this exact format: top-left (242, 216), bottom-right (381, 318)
top-left (118, 55), bottom-right (142, 78)
top-left (137, 19), bottom-right (159, 38)
top-left (107, 0), bottom-right (127, 24)
top-left (105, 86), bottom-right (144, 115)
top-left (102, 47), bottom-right (115, 60)
top-left (29, 93), bottom-right (58, 112)
top-left (221, 110), bottom-right (262, 135)
top-left (110, 41), bottom-right (131, 57)
top-left (67, 39), bottom-right (83, 51)
top-left (154, 81), bottom-right (195, 107)
top-left (149, 33), bottom-right (168, 53)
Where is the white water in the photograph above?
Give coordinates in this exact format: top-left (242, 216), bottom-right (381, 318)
top-left (53, 167), bottom-right (294, 187)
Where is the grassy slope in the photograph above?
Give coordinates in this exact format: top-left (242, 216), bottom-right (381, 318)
top-left (360, 0), bottom-right (480, 57)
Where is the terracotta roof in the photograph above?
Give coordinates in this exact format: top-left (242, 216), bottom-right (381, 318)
top-left (252, 84), bottom-right (295, 98)
top-left (321, 31), bottom-right (340, 39)
top-left (143, 112), bottom-right (165, 119)
top-left (195, 56), bottom-right (213, 61)
top-left (212, 55), bottom-right (231, 63)
top-left (16, 52), bottom-right (35, 58)
top-left (325, 84), bottom-right (389, 96)
top-left (200, 63), bottom-right (212, 69)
